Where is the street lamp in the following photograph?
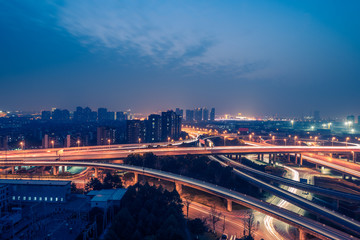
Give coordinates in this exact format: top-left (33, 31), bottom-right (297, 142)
top-left (331, 137), bottom-right (336, 147)
top-left (345, 137), bottom-right (350, 147)
top-left (284, 138), bottom-right (287, 146)
top-left (51, 140), bottom-right (54, 148)
top-left (249, 134), bottom-right (252, 141)
top-left (294, 136), bottom-right (298, 145)
top-left (272, 136), bottom-right (275, 144)
top-left (77, 140), bottom-right (80, 148)
top-left (19, 141), bottom-right (24, 150)
top-left (108, 139), bottom-right (111, 148)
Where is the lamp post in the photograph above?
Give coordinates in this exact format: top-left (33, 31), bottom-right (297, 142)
top-left (108, 139), bottom-right (111, 148)
top-left (19, 141), bottom-right (24, 150)
top-left (294, 136), bottom-right (297, 145)
top-left (77, 140), bottom-right (80, 148)
top-left (345, 137), bottom-right (350, 147)
top-left (284, 139), bottom-right (287, 146)
top-left (51, 140), bottom-right (54, 148)
top-left (331, 137), bottom-right (336, 147)
top-left (272, 136), bottom-right (275, 145)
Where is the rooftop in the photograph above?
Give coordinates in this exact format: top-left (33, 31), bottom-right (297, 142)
top-left (88, 189), bottom-right (127, 202)
top-left (0, 179), bottom-right (71, 186)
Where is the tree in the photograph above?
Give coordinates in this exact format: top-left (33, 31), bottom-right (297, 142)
top-left (243, 211), bottom-right (256, 238)
top-left (208, 205), bottom-right (221, 233)
top-left (103, 172), bottom-right (123, 189)
top-left (71, 182), bottom-right (77, 193)
top-left (86, 178), bottom-right (102, 191)
top-left (188, 218), bottom-right (207, 237)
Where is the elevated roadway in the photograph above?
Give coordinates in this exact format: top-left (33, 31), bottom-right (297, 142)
top-left (208, 156), bottom-right (360, 237)
top-left (216, 155), bottom-right (360, 202)
top-left (0, 160), bottom-right (357, 240)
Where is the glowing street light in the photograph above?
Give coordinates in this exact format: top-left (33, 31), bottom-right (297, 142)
top-left (108, 139), bottom-right (111, 148)
top-left (51, 140), bottom-right (54, 148)
top-left (19, 141), bottom-right (24, 150)
top-left (294, 136), bottom-right (298, 145)
top-left (331, 137), bottom-right (336, 146)
top-left (77, 140), bottom-right (80, 148)
top-left (284, 138), bottom-right (287, 146)
top-left (272, 136), bottom-right (275, 144)
top-left (346, 137), bottom-right (350, 147)
top-left (291, 120), bottom-right (294, 128)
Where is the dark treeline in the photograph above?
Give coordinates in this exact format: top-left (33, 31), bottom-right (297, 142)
top-left (105, 183), bottom-right (206, 240)
top-left (124, 153), bottom-right (263, 198)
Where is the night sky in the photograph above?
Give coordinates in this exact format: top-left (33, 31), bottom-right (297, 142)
top-left (1, 0), bottom-right (359, 117)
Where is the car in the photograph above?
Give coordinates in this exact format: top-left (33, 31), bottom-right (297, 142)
top-left (221, 234), bottom-right (228, 240)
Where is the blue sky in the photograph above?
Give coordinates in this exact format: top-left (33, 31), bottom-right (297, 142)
top-left (1, 0), bottom-right (359, 117)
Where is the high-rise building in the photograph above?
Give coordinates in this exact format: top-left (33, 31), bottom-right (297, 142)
top-left (185, 109), bottom-right (194, 122)
top-left (202, 108), bottom-right (209, 121)
top-left (175, 108), bottom-right (183, 119)
top-left (126, 120), bottom-right (145, 144)
top-left (161, 110), bottom-right (181, 141)
top-left (210, 108), bottom-right (215, 121)
top-left (146, 114), bottom-right (162, 142)
top-left (313, 110), bottom-right (320, 122)
top-left (74, 107), bottom-right (84, 122)
top-left (97, 127), bottom-right (116, 145)
top-left (107, 111), bottom-right (115, 121)
top-left (116, 112), bottom-right (127, 121)
top-left (194, 108), bottom-right (203, 122)
top-left (41, 111), bottom-right (51, 121)
top-left (52, 109), bottom-right (70, 121)
top-left (98, 108), bottom-right (108, 122)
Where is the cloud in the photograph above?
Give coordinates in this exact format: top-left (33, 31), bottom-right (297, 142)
top-left (54, 0), bottom-right (267, 77)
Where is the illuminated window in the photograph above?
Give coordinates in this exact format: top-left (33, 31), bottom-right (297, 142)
top-left (39, 197), bottom-right (42, 201)
top-left (23, 196), bottom-right (26, 201)
top-left (50, 197), bottom-right (53, 201)
top-left (17, 196), bottom-right (20, 200)
top-left (44, 197), bottom-right (47, 201)
top-left (28, 197), bottom-right (31, 201)
top-left (55, 197), bottom-right (58, 201)
top-left (61, 198), bottom-right (64, 201)
top-left (12, 196), bottom-right (15, 200)
top-left (34, 197), bottom-right (37, 201)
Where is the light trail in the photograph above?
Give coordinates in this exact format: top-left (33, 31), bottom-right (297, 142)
top-left (264, 166), bottom-right (299, 240)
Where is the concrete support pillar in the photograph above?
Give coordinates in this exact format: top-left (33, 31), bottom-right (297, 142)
top-left (342, 173), bottom-right (346, 179)
top-left (299, 229), bottom-right (307, 240)
top-left (269, 154), bottom-right (272, 163)
top-left (261, 154), bottom-right (264, 161)
top-left (175, 182), bottom-right (182, 195)
top-left (274, 154), bottom-right (277, 162)
top-left (11, 166), bottom-right (15, 174)
top-left (300, 154), bottom-right (303, 166)
top-left (53, 166), bottom-right (59, 176)
top-left (257, 154), bottom-right (260, 160)
top-left (329, 153), bottom-right (333, 158)
top-left (134, 173), bottom-right (138, 183)
top-left (353, 152), bottom-right (356, 163)
top-left (227, 199), bottom-right (232, 212)
top-left (287, 153), bottom-right (291, 162)
top-left (94, 167), bottom-right (98, 178)
top-left (295, 154), bottom-right (298, 165)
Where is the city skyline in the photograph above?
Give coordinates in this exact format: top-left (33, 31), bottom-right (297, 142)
top-left (1, 1), bottom-right (360, 117)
